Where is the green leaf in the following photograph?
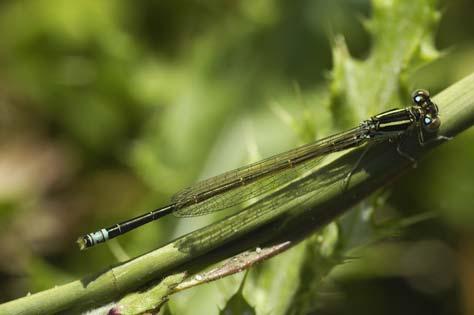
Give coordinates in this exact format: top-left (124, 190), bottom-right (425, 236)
top-left (330, 0), bottom-right (440, 129)
top-left (220, 275), bottom-right (256, 315)
top-left (243, 242), bottom-right (307, 315)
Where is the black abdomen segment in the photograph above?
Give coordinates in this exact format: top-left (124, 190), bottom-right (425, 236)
top-left (372, 108), bottom-right (415, 133)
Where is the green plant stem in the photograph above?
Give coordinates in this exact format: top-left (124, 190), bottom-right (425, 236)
top-left (1, 73), bottom-right (474, 315)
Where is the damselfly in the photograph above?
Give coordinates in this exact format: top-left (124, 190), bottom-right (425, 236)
top-left (78, 90), bottom-right (441, 249)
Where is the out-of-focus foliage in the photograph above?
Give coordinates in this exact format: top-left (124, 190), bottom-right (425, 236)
top-left (0, 0), bottom-right (473, 314)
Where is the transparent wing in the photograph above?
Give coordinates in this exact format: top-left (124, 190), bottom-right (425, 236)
top-left (173, 155), bottom-right (324, 217)
top-left (172, 126), bottom-right (366, 217)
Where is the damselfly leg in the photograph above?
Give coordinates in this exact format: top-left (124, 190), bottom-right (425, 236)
top-left (342, 143), bottom-right (372, 190)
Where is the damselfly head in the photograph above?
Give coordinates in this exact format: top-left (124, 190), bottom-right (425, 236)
top-left (412, 89), bottom-right (430, 107)
top-left (413, 89), bottom-right (441, 132)
top-left (421, 113), bottom-right (441, 132)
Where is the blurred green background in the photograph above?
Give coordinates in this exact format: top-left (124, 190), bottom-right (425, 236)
top-left (0, 0), bottom-right (473, 314)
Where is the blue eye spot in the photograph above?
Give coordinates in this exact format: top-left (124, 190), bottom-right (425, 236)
top-left (424, 117), bottom-right (432, 125)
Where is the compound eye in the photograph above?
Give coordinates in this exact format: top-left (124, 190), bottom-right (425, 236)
top-left (412, 89), bottom-right (430, 106)
top-left (422, 114), bottom-right (441, 132)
